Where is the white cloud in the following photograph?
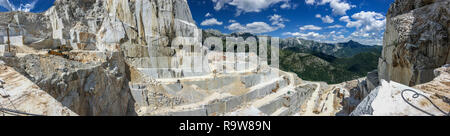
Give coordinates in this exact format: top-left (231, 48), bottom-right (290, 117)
top-left (315, 14), bottom-right (334, 23)
top-left (227, 22), bottom-right (278, 34)
top-left (0, 0), bottom-right (38, 12)
top-left (339, 16), bottom-right (350, 22)
top-left (299, 25), bottom-right (322, 31)
top-left (351, 31), bottom-right (371, 37)
top-left (212, 0), bottom-right (233, 11)
top-left (305, 0), bottom-right (315, 5)
top-left (201, 18), bottom-right (223, 26)
top-left (280, 3), bottom-right (290, 9)
top-left (205, 13), bottom-right (212, 17)
top-left (305, 0), bottom-right (354, 15)
top-left (315, 14), bottom-right (321, 18)
top-left (285, 24), bottom-right (383, 45)
top-left (225, 14), bottom-right (287, 33)
top-left (327, 24), bottom-right (343, 28)
top-left (328, 0), bottom-right (354, 15)
top-left (283, 32), bottom-right (326, 40)
top-left (333, 11), bottom-right (387, 45)
top-left (284, 30), bottom-right (383, 45)
top-left (340, 11), bottom-right (386, 33)
top-left (280, 1), bottom-right (297, 9)
top-left (269, 14), bottom-right (288, 28)
top-left (212, 0), bottom-right (291, 16)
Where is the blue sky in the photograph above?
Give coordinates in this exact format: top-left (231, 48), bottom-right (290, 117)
top-left (0, 0), bottom-right (394, 45)
top-left (0, 0), bottom-right (54, 12)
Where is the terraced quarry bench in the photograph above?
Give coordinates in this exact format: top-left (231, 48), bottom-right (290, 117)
top-left (129, 67), bottom-right (315, 116)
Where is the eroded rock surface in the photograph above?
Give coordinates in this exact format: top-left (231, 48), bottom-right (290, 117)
top-left (378, 0), bottom-right (450, 86)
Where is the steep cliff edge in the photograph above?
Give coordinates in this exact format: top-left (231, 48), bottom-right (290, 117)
top-left (378, 0), bottom-right (450, 86)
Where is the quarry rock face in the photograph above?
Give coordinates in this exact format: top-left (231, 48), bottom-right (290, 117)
top-left (378, 0), bottom-right (450, 86)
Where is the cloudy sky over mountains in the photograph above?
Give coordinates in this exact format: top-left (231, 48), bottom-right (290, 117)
top-left (189, 0), bottom-right (394, 45)
top-left (0, 0), bottom-right (394, 45)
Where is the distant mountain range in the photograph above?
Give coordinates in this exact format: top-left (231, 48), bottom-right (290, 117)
top-left (202, 29), bottom-right (382, 83)
top-left (280, 38), bottom-right (382, 58)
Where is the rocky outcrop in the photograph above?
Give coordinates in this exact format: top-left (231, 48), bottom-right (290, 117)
top-left (0, 64), bottom-right (77, 116)
top-left (378, 0), bottom-right (450, 86)
top-left (351, 65), bottom-right (449, 116)
top-left (1, 52), bottom-right (136, 116)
